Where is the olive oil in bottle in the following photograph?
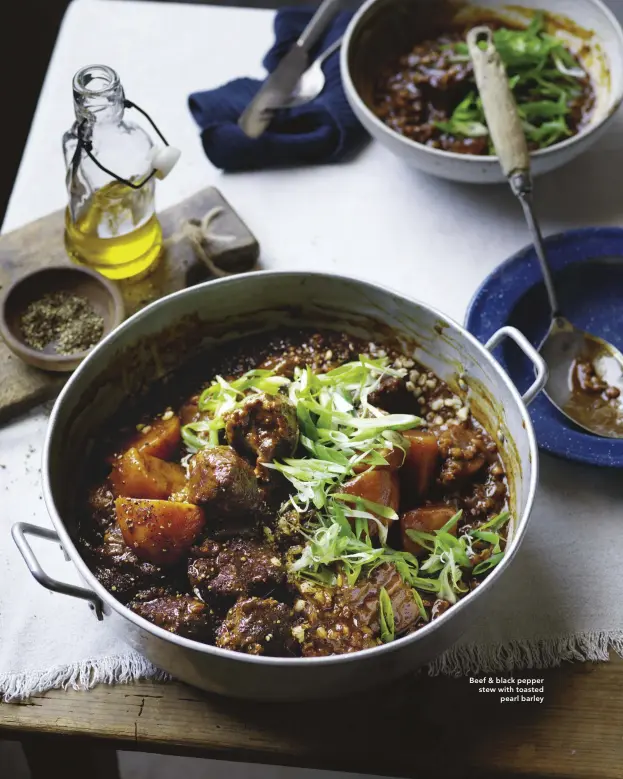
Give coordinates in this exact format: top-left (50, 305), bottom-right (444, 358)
top-left (64, 181), bottom-right (163, 280)
top-left (63, 65), bottom-right (167, 281)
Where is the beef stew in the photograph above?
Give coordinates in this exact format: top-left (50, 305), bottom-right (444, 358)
top-left (79, 329), bottom-right (510, 657)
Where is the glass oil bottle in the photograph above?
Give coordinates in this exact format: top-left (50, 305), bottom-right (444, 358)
top-left (63, 66), bottom-right (165, 281)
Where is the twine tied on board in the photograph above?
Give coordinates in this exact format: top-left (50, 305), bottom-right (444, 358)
top-left (163, 206), bottom-right (238, 277)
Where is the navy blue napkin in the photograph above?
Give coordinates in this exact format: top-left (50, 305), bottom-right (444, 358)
top-left (188, 9), bottom-right (368, 171)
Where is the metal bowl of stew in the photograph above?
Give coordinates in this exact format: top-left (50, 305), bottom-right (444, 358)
top-left (341, 0), bottom-right (623, 183)
top-left (14, 272), bottom-right (546, 700)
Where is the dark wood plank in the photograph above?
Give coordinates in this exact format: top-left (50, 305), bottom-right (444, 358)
top-left (0, 186), bottom-right (258, 424)
top-left (2, 655), bottom-right (622, 778)
top-left (21, 734), bottom-right (121, 779)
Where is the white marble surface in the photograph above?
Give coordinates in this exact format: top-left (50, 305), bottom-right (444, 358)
top-left (4, 0), bottom-right (623, 774)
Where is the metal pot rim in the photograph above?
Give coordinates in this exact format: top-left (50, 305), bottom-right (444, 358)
top-left (41, 269), bottom-right (540, 668)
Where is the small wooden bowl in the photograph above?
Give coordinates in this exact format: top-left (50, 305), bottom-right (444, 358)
top-left (0, 265), bottom-right (125, 372)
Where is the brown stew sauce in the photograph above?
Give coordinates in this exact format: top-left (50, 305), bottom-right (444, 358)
top-left (372, 24), bottom-right (595, 155)
top-left (79, 329), bottom-right (508, 657)
top-left (565, 344), bottom-right (623, 438)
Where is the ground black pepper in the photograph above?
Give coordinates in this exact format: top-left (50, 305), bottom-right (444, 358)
top-left (20, 291), bottom-right (104, 355)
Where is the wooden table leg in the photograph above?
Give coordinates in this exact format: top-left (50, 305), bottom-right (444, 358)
top-left (20, 735), bottom-right (121, 779)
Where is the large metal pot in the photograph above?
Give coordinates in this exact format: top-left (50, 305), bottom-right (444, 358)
top-left (13, 272), bottom-right (546, 700)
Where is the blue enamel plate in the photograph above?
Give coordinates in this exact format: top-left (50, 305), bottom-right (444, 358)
top-left (465, 227), bottom-right (623, 468)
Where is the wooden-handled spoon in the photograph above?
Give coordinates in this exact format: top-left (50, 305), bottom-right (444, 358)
top-left (467, 26), bottom-right (623, 439)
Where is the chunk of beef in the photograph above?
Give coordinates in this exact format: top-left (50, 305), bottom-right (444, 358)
top-left (401, 504), bottom-right (457, 556)
top-left (186, 446), bottom-right (262, 537)
top-left (190, 536), bottom-right (221, 559)
top-left (368, 376), bottom-right (420, 415)
top-left (273, 508), bottom-right (307, 551)
top-left (293, 583), bottom-right (377, 658)
top-left (216, 597), bottom-right (294, 656)
top-left (92, 524), bottom-right (171, 603)
top-left (342, 563), bottom-right (421, 636)
top-left (188, 538), bottom-right (285, 608)
top-left (87, 484), bottom-right (116, 533)
top-left (437, 424), bottom-right (488, 484)
top-left (225, 392), bottom-right (298, 469)
top-left (132, 595), bottom-right (214, 642)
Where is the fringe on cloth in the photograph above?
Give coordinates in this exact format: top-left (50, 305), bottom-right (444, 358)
top-left (0, 651), bottom-right (169, 703)
top-left (427, 630), bottom-right (623, 676)
top-left (4, 631), bottom-right (623, 701)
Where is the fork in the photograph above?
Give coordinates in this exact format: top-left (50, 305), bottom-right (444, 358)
top-left (283, 36), bottom-right (344, 108)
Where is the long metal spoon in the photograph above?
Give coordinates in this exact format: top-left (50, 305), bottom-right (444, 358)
top-left (467, 26), bottom-right (623, 439)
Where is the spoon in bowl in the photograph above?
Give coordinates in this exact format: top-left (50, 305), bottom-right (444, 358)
top-left (467, 26), bottom-right (623, 439)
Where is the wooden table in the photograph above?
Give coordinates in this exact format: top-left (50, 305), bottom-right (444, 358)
top-left (2, 657), bottom-right (623, 779)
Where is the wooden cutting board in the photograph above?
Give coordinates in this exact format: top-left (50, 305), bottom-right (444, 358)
top-left (0, 187), bottom-right (259, 424)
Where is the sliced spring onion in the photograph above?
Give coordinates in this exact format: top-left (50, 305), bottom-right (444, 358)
top-left (473, 511), bottom-right (510, 533)
top-left (411, 588), bottom-right (429, 622)
top-left (379, 587), bottom-right (396, 643)
top-left (437, 13), bottom-right (588, 149)
top-left (473, 552), bottom-right (505, 575)
top-left (332, 493), bottom-right (399, 521)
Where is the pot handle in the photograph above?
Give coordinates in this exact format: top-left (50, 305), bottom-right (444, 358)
top-left (485, 326), bottom-right (547, 406)
top-left (12, 522), bottom-right (104, 620)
